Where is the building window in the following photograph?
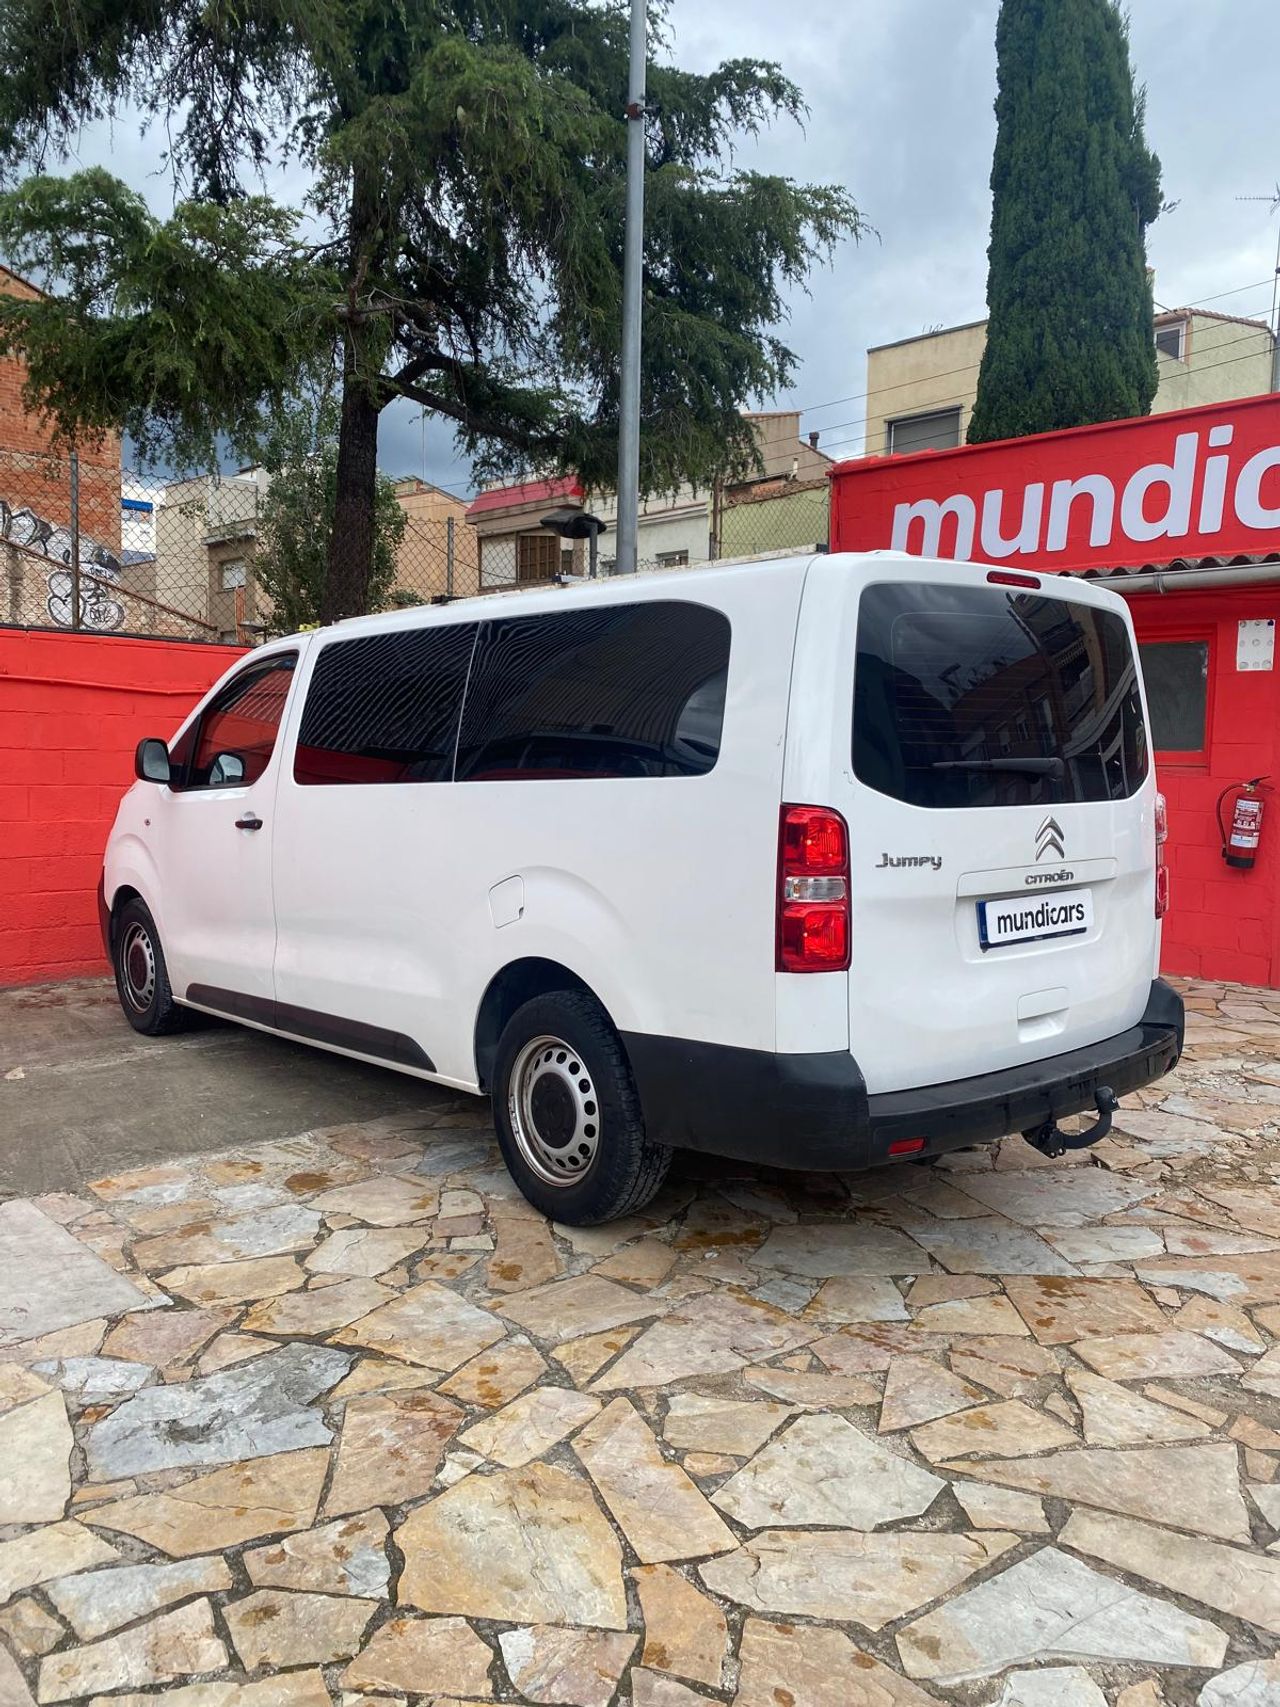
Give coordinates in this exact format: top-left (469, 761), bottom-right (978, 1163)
top-left (1155, 320), bottom-right (1187, 362)
top-left (516, 533), bottom-right (560, 583)
top-left (560, 546), bottom-right (575, 574)
top-left (886, 408), bottom-right (962, 456)
top-left (480, 538), bottom-right (518, 588)
top-left (1137, 639), bottom-right (1209, 758)
top-left (656, 550), bottom-right (690, 568)
top-left (220, 559), bottom-right (247, 590)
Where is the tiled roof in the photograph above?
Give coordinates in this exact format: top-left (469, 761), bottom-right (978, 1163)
top-left (1158, 305), bottom-right (1274, 334)
top-left (465, 475), bottom-right (583, 521)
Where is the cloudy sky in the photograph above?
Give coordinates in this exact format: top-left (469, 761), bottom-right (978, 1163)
top-left (53, 0), bottom-right (1280, 494)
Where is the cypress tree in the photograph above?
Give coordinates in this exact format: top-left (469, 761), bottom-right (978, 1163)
top-left (968, 0), bottom-right (1162, 444)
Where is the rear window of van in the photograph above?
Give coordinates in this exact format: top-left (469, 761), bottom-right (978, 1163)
top-left (853, 582), bottom-right (1149, 809)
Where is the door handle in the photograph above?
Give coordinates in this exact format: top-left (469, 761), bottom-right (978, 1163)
top-left (235, 813), bottom-right (263, 832)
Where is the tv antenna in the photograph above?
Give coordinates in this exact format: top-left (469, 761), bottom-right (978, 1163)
top-left (1236, 184), bottom-right (1280, 388)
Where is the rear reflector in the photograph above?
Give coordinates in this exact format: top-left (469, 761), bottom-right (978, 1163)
top-left (889, 1137), bottom-right (926, 1156)
top-left (987, 569), bottom-right (1041, 589)
top-left (1154, 790), bottom-right (1170, 918)
top-left (777, 804), bottom-right (852, 973)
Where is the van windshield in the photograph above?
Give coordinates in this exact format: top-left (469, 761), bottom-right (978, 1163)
top-left (853, 581), bottom-right (1149, 809)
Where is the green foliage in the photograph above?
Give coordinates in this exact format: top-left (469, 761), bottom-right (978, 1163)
top-left (0, 0), bottom-right (864, 612)
top-left (254, 392), bottom-right (405, 634)
top-left (969, 0), bottom-right (1162, 444)
top-left (0, 170), bottom-right (331, 467)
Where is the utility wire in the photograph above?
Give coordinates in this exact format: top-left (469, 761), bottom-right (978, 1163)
top-left (812, 329), bottom-right (1280, 462)
top-left (793, 274), bottom-right (1277, 428)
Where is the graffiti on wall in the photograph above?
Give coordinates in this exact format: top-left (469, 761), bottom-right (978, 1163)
top-left (0, 499), bottom-right (125, 631)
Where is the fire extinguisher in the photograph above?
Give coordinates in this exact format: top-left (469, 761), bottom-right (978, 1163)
top-left (1218, 776), bottom-right (1270, 870)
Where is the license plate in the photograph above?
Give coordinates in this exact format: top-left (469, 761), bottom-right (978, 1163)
top-left (978, 888), bottom-right (1094, 950)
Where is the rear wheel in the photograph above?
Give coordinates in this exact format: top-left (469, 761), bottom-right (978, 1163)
top-left (112, 897), bottom-right (190, 1036)
top-left (492, 991), bottom-right (671, 1224)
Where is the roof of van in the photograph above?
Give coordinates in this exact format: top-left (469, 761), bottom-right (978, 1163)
top-left (273, 549), bottom-right (1127, 649)
top-left (326, 551), bottom-right (821, 636)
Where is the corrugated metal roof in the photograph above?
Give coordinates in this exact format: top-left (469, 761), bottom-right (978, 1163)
top-left (1075, 550), bottom-right (1280, 580)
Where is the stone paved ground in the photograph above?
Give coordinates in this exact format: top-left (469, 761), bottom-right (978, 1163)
top-left (2, 977), bottom-right (1280, 1707)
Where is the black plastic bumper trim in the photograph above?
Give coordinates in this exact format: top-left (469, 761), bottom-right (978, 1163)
top-left (185, 983), bottom-right (436, 1073)
top-left (97, 876), bottom-right (111, 959)
top-left (622, 978), bottom-right (1184, 1172)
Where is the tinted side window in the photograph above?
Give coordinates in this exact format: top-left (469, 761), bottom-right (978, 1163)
top-left (174, 654), bottom-right (297, 790)
top-left (455, 602), bottom-right (730, 782)
top-left (294, 624), bottom-right (476, 785)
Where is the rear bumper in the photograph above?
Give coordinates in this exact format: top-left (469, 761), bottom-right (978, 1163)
top-left (622, 978), bottom-right (1184, 1172)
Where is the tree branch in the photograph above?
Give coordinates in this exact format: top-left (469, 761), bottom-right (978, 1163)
top-left (392, 378), bottom-right (553, 455)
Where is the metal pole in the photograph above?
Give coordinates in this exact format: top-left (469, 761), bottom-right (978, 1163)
top-left (69, 449), bottom-right (81, 631)
top-left (445, 514), bottom-right (455, 596)
top-left (589, 528), bottom-right (598, 579)
top-left (1271, 218), bottom-right (1280, 393)
top-left (614, 0), bottom-right (646, 574)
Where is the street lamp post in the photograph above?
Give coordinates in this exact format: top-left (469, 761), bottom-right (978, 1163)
top-left (615, 0), bottom-right (646, 574)
top-left (540, 508), bottom-right (606, 578)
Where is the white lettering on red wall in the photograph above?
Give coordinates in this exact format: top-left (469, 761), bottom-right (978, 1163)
top-left (830, 395), bottom-right (1280, 571)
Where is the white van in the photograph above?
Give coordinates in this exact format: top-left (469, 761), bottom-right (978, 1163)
top-left (101, 552), bottom-right (1184, 1223)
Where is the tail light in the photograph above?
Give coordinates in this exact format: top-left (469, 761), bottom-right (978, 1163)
top-left (777, 804), bottom-right (851, 972)
top-left (1154, 790), bottom-right (1170, 919)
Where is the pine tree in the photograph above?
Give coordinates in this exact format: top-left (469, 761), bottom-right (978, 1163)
top-left (968, 0), bottom-right (1162, 444)
top-left (0, 0), bottom-right (863, 620)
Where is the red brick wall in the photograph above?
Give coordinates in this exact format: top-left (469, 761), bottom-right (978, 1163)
top-left (1127, 584), bottom-right (1280, 988)
top-left (0, 628), bottom-right (245, 986)
top-left (0, 267), bottom-right (122, 549)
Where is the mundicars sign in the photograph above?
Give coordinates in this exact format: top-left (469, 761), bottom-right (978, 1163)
top-left (828, 393), bottom-right (1280, 572)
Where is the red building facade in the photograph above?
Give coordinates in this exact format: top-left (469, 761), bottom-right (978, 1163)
top-left (830, 394), bottom-right (1280, 986)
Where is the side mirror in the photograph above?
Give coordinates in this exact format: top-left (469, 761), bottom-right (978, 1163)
top-left (209, 752), bottom-right (245, 786)
top-left (135, 738), bottom-right (171, 784)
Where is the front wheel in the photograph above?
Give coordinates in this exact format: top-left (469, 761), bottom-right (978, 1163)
top-left (112, 897), bottom-right (191, 1036)
top-left (492, 991), bottom-right (671, 1224)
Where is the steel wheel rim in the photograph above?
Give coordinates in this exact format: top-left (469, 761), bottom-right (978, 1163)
top-left (120, 922), bottom-right (156, 1012)
top-left (508, 1033), bottom-right (600, 1187)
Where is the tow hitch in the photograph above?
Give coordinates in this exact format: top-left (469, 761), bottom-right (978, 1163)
top-left (1022, 1085), bottom-right (1119, 1160)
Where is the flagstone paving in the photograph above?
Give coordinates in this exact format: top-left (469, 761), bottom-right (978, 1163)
top-left (2, 977), bottom-right (1280, 1704)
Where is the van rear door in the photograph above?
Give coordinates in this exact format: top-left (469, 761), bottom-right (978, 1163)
top-left (841, 564), bottom-right (1157, 1095)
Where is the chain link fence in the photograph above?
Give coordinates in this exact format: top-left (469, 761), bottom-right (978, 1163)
top-left (718, 475), bottom-right (830, 561)
top-left (0, 450), bottom-right (471, 643)
top-left (1, 446), bottom-right (833, 643)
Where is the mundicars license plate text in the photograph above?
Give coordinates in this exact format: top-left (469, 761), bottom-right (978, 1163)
top-left (978, 888), bottom-right (1094, 950)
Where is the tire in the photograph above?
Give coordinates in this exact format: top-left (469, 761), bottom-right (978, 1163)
top-left (492, 991), bottom-right (672, 1224)
top-left (112, 897), bottom-right (190, 1036)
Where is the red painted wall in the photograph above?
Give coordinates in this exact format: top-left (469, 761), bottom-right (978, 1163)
top-left (1130, 586), bottom-right (1280, 987)
top-left (0, 628), bottom-right (244, 986)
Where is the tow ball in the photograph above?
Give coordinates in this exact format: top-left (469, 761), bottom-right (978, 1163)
top-left (1022, 1086), bottom-right (1119, 1160)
